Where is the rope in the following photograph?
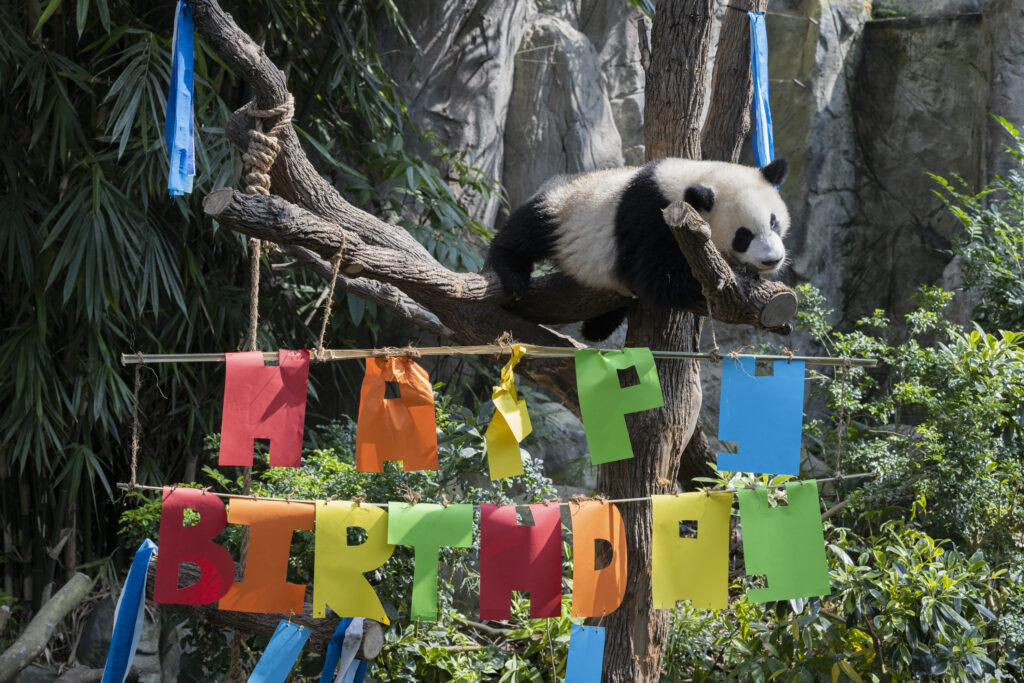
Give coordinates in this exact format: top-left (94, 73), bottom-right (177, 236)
top-left (116, 473), bottom-right (877, 506)
top-left (703, 290), bottom-right (722, 364)
top-left (835, 357), bottom-right (851, 473)
top-left (242, 97), bottom-right (294, 196)
top-left (130, 358), bottom-right (142, 490)
top-left (241, 95), bottom-right (295, 351)
top-left (246, 238), bottom-right (261, 351)
top-left (313, 250), bottom-right (345, 361)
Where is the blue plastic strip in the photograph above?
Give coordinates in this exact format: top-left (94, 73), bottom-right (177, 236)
top-left (716, 358), bottom-right (805, 475)
top-left (166, 0), bottom-right (195, 196)
top-left (352, 660), bottom-right (368, 683)
top-left (101, 539), bottom-right (157, 683)
top-left (318, 617), bottom-right (352, 683)
top-left (247, 620), bottom-right (312, 683)
top-left (564, 624), bottom-right (606, 682)
top-left (749, 11), bottom-right (775, 168)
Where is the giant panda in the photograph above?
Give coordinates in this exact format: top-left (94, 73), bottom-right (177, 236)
top-left (486, 158), bottom-right (791, 340)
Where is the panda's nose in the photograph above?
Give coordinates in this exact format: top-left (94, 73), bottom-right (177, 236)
top-left (761, 257), bottom-right (782, 268)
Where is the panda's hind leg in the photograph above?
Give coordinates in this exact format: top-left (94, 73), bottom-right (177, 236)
top-left (581, 307), bottom-right (628, 341)
top-left (486, 196), bottom-right (558, 299)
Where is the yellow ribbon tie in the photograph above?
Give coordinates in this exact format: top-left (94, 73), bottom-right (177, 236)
top-left (485, 345), bottom-right (532, 480)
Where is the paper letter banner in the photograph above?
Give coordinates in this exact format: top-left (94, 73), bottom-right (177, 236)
top-left (247, 619), bottom-right (311, 683)
top-left (564, 624), bottom-right (606, 683)
top-left (651, 492), bottom-right (733, 610)
top-left (102, 539), bottom-right (157, 683)
top-left (479, 503), bottom-right (562, 619)
top-left (153, 487), bottom-right (235, 605)
top-left (355, 356), bottom-right (437, 472)
top-left (485, 345), bottom-right (532, 479)
top-left (313, 502), bottom-right (395, 623)
top-left (736, 481), bottom-right (831, 603)
top-left (575, 348), bottom-right (664, 464)
top-left (220, 499), bottom-right (315, 614)
top-left (219, 350), bottom-right (310, 468)
top-left (717, 357), bottom-right (805, 475)
top-left (165, 0), bottom-right (195, 196)
top-left (569, 501), bottom-right (626, 617)
top-left (387, 503), bottom-right (474, 621)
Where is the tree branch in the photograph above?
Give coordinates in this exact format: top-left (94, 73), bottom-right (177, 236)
top-left (0, 573), bottom-right (91, 682)
top-left (662, 202), bottom-right (796, 333)
top-left (281, 245), bottom-right (454, 338)
top-left (202, 188), bottom-right (628, 324)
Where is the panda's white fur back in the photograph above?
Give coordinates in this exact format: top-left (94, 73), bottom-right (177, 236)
top-left (540, 167), bottom-right (638, 294)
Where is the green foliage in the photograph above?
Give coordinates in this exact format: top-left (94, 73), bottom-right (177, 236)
top-left (0, 0), bottom-right (500, 606)
top-left (795, 283), bottom-right (1024, 559)
top-left (662, 518), bottom-right (1013, 681)
top-left (933, 116), bottom-right (1024, 331)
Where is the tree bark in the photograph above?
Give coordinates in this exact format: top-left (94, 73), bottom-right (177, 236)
top-left (596, 1), bottom-right (774, 680)
top-left (702, 0), bottom-right (769, 163)
top-left (644, 0), bottom-right (714, 160)
top-left (0, 573), bottom-right (91, 683)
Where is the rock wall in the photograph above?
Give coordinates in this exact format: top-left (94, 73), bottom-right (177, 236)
top-left (375, 0), bottom-right (1024, 478)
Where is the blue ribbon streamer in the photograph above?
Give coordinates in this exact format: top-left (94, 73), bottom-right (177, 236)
top-left (318, 617), bottom-right (352, 683)
top-left (101, 539), bottom-right (157, 683)
top-left (166, 0), bottom-right (195, 196)
top-left (247, 620), bottom-right (312, 683)
top-left (748, 11), bottom-right (775, 168)
top-left (565, 624), bottom-right (606, 682)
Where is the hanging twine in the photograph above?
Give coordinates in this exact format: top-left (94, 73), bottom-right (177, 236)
top-left (241, 95), bottom-right (295, 351)
top-left (835, 357), bottom-right (851, 473)
top-left (313, 251), bottom-right (345, 361)
top-left (702, 289), bottom-right (722, 364)
top-left (129, 358), bottom-right (143, 490)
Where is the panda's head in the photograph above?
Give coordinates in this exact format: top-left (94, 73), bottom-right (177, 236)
top-left (668, 159), bottom-right (791, 274)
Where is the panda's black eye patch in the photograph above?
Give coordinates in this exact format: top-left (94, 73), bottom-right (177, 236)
top-left (770, 214), bottom-right (780, 235)
top-left (732, 227), bottom-right (754, 253)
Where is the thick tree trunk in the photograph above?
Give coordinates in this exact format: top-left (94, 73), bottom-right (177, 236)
top-left (597, 1), bottom-right (769, 680)
top-left (702, 0), bottom-right (769, 163)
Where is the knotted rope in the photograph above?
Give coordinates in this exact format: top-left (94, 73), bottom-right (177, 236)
top-left (241, 95), bottom-right (295, 351)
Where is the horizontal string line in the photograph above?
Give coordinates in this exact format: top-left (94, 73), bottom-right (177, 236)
top-left (116, 473), bottom-right (875, 506)
top-left (120, 345), bottom-right (877, 368)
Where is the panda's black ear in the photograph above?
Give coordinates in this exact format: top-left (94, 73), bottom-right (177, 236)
top-left (683, 184), bottom-right (715, 213)
top-left (760, 158), bottom-right (789, 186)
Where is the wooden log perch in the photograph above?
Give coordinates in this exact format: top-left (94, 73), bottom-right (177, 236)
top-left (0, 573), bottom-right (92, 683)
top-left (662, 202), bottom-right (797, 333)
top-left (145, 562), bottom-right (382, 657)
top-left (202, 187), bottom-right (629, 326)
